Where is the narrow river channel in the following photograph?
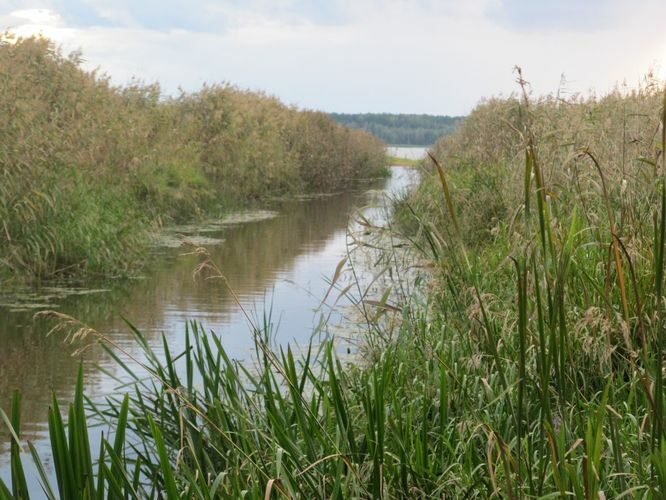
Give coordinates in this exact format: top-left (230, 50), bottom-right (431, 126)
top-left (0, 153), bottom-right (423, 485)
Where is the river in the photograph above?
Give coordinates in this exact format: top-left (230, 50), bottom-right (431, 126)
top-left (0, 150), bottom-right (424, 487)
top-left (387, 145), bottom-right (431, 160)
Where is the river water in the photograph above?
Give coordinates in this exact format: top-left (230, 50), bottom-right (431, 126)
top-left (387, 145), bottom-right (431, 160)
top-left (0, 152), bottom-right (424, 486)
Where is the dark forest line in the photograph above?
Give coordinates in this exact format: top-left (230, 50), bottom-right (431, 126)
top-left (330, 112), bottom-right (464, 145)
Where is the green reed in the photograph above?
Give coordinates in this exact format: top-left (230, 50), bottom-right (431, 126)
top-left (3, 72), bottom-right (666, 498)
top-left (0, 35), bottom-right (387, 282)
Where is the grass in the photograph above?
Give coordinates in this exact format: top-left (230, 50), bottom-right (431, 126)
top-left (394, 71), bottom-right (666, 496)
top-left (0, 35), bottom-right (387, 282)
top-left (3, 70), bottom-right (666, 497)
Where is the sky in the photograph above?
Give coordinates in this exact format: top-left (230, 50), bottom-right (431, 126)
top-left (1, 0), bottom-right (666, 115)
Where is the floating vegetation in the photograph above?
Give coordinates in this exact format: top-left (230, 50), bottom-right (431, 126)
top-left (3, 303), bottom-right (56, 311)
top-left (0, 287), bottom-right (110, 313)
top-left (152, 210), bottom-right (280, 246)
top-left (271, 192), bottom-right (342, 202)
top-left (162, 210), bottom-right (280, 235)
top-left (152, 234), bottom-right (227, 248)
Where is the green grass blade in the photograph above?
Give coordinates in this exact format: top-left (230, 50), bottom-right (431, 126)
top-left (148, 414), bottom-right (179, 499)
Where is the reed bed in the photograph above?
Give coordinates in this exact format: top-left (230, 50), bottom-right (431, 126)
top-left (393, 71), bottom-right (666, 497)
top-left (3, 71), bottom-right (666, 498)
top-left (0, 35), bottom-right (386, 281)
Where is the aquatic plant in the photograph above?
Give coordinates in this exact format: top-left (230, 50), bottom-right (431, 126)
top-left (3, 68), bottom-right (666, 498)
top-left (0, 35), bottom-right (387, 281)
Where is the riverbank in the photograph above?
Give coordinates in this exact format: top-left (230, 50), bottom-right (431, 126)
top-left (3, 54), bottom-right (666, 497)
top-left (0, 36), bottom-right (387, 283)
top-left (391, 79), bottom-right (666, 496)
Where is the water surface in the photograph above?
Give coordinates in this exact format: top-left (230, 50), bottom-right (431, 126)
top-left (387, 145), bottom-right (428, 160)
top-left (0, 165), bottom-right (419, 484)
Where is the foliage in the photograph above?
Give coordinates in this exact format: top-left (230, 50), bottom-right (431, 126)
top-left (0, 35), bottom-right (386, 281)
top-left (330, 112), bottom-right (463, 146)
top-left (4, 54), bottom-right (666, 499)
top-left (393, 71), bottom-right (666, 496)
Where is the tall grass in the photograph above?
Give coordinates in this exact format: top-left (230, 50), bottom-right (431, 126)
top-left (3, 70), bottom-right (666, 497)
top-left (396, 72), bottom-right (666, 496)
top-left (0, 35), bottom-right (386, 281)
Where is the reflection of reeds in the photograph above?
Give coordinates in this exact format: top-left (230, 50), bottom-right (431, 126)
top-left (0, 187), bottom-right (417, 498)
top-left (0, 188), bottom-right (377, 454)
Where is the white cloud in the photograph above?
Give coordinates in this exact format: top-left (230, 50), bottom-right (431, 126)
top-left (11, 7), bottom-right (62, 25)
top-left (2, 7), bottom-right (74, 40)
top-left (1, 1), bottom-right (665, 115)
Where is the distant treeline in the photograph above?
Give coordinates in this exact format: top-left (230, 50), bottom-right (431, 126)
top-left (329, 113), bottom-right (464, 146)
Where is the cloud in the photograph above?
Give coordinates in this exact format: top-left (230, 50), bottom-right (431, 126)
top-left (2, 0), bottom-right (665, 115)
top-left (11, 7), bottom-right (61, 24)
top-left (486, 0), bottom-right (620, 32)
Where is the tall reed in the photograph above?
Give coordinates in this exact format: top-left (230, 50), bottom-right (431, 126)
top-left (0, 35), bottom-right (387, 282)
top-left (397, 74), bottom-right (666, 496)
top-left (4, 69), bottom-right (666, 498)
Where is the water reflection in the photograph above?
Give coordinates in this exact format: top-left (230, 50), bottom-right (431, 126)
top-left (0, 167), bottom-right (418, 478)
